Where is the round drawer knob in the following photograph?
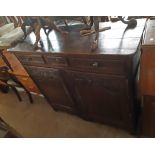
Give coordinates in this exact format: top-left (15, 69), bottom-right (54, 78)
top-left (55, 58), bottom-right (59, 62)
top-left (92, 62), bottom-right (99, 67)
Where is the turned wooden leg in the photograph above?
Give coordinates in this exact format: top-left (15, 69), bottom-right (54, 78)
top-left (13, 78), bottom-right (33, 104)
top-left (21, 23), bottom-right (28, 40)
top-left (33, 24), bottom-right (41, 49)
top-left (10, 85), bottom-right (22, 102)
top-left (91, 17), bottom-right (99, 52)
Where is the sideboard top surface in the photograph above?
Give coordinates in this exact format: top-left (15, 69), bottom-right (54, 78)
top-left (143, 19), bottom-right (155, 45)
top-left (9, 19), bottom-right (146, 56)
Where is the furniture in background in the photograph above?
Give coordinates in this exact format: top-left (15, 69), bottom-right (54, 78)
top-left (0, 68), bottom-right (34, 103)
top-left (0, 51), bottom-right (33, 103)
top-left (0, 22), bottom-right (40, 103)
top-left (139, 19), bottom-right (155, 137)
top-left (0, 49), bottom-right (41, 103)
top-left (11, 19), bottom-right (146, 133)
top-left (1, 50), bottom-right (40, 94)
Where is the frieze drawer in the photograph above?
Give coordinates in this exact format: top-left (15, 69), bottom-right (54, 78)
top-left (68, 58), bottom-right (125, 75)
top-left (44, 56), bottom-right (68, 67)
top-left (16, 54), bottom-right (45, 65)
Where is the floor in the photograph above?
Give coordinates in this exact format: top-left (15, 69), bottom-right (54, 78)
top-left (0, 89), bottom-right (134, 138)
top-left (0, 128), bottom-right (6, 137)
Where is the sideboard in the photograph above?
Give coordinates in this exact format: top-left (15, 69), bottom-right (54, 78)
top-left (139, 19), bottom-right (155, 137)
top-left (10, 19), bottom-right (146, 133)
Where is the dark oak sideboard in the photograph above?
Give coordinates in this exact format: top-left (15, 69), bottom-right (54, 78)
top-left (11, 19), bottom-right (146, 133)
top-left (139, 19), bottom-right (155, 137)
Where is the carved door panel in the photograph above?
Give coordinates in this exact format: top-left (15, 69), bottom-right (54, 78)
top-left (25, 66), bottom-right (76, 113)
top-left (65, 71), bottom-right (132, 128)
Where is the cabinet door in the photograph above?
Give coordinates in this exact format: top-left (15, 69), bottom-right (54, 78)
top-left (25, 66), bottom-right (76, 113)
top-left (141, 96), bottom-right (155, 137)
top-left (65, 71), bottom-right (133, 129)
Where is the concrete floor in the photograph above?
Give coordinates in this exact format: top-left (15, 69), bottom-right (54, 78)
top-left (0, 89), bottom-right (134, 138)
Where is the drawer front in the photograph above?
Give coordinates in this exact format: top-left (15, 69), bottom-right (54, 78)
top-left (44, 56), bottom-right (68, 67)
top-left (68, 58), bottom-right (125, 75)
top-left (16, 54), bottom-right (45, 65)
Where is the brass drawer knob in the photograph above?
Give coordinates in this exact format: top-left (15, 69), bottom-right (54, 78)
top-left (55, 58), bottom-right (59, 62)
top-left (92, 62), bottom-right (99, 67)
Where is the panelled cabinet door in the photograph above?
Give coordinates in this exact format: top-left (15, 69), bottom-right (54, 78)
top-left (141, 96), bottom-right (155, 137)
top-left (25, 66), bottom-right (76, 113)
top-left (65, 71), bottom-right (133, 130)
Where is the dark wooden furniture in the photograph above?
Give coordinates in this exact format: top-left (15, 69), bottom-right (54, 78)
top-left (11, 19), bottom-right (146, 133)
top-left (139, 19), bottom-right (155, 137)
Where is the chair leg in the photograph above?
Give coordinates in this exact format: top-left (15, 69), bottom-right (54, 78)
top-left (12, 78), bottom-right (33, 104)
top-left (1, 69), bottom-right (33, 104)
top-left (24, 88), bottom-right (33, 104)
top-left (9, 85), bottom-right (22, 102)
